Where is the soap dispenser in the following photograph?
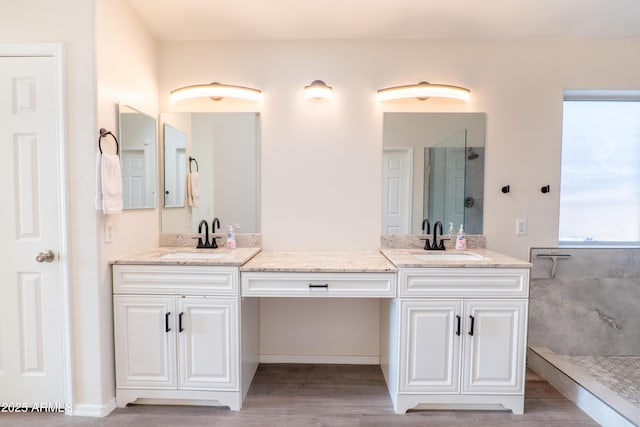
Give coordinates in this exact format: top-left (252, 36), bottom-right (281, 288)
top-left (455, 224), bottom-right (467, 251)
top-left (448, 222), bottom-right (455, 236)
top-left (226, 225), bottom-right (236, 250)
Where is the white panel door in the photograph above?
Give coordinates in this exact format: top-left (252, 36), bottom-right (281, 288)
top-left (0, 56), bottom-right (65, 404)
top-left (400, 300), bottom-right (462, 393)
top-left (163, 123), bottom-right (186, 207)
top-left (114, 296), bottom-right (177, 389)
top-left (121, 149), bottom-right (145, 209)
top-left (178, 297), bottom-right (237, 390)
top-left (462, 300), bottom-right (527, 394)
top-left (382, 148), bottom-right (412, 234)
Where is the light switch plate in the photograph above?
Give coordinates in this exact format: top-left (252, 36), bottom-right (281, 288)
top-left (516, 218), bottom-right (527, 235)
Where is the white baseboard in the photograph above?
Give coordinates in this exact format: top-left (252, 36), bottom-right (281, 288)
top-left (259, 354), bottom-right (380, 365)
top-left (70, 398), bottom-right (116, 417)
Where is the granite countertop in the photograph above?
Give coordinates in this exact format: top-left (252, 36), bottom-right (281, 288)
top-left (380, 248), bottom-right (531, 268)
top-left (240, 251), bottom-right (398, 273)
top-left (110, 247), bottom-right (261, 267)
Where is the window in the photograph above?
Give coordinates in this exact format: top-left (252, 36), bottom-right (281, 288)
top-left (559, 96), bottom-right (640, 244)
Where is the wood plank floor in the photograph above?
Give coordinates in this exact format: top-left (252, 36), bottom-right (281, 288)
top-left (0, 364), bottom-right (600, 426)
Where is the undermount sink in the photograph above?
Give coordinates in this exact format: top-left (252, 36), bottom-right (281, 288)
top-left (159, 251), bottom-right (226, 260)
top-left (413, 252), bottom-right (488, 262)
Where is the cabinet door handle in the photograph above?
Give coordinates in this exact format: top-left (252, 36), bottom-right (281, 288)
top-left (179, 312), bottom-right (184, 333)
top-left (455, 315), bottom-right (461, 336)
top-left (468, 315), bottom-right (475, 336)
top-left (165, 312), bottom-right (171, 333)
top-left (309, 284), bottom-right (329, 289)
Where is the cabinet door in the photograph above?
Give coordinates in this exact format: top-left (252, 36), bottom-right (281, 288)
top-left (177, 297), bottom-right (238, 390)
top-left (462, 299), bottom-right (527, 394)
top-left (400, 300), bottom-right (462, 393)
top-left (114, 295), bottom-right (177, 388)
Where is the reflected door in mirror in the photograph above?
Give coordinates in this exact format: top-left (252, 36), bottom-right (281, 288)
top-left (382, 147), bottom-right (413, 234)
top-left (118, 105), bottom-right (157, 209)
top-left (163, 123), bottom-right (187, 208)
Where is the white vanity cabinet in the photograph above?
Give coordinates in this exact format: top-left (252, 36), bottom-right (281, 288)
top-left (112, 264), bottom-right (257, 411)
top-left (383, 267), bottom-right (530, 415)
top-left (113, 295), bottom-right (237, 391)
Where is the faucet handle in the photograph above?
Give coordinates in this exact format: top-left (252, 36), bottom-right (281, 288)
top-left (419, 237), bottom-right (431, 251)
top-left (196, 236), bottom-right (211, 249)
top-left (438, 238), bottom-right (451, 250)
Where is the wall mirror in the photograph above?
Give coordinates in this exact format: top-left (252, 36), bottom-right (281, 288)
top-left (160, 112), bottom-right (260, 233)
top-left (382, 112), bottom-right (485, 235)
top-left (118, 104), bottom-right (157, 209)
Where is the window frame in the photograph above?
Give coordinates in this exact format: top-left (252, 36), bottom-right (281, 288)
top-left (558, 91), bottom-right (640, 247)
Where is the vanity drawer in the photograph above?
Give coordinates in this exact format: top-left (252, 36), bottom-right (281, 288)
top-left (400, 268), bottom-right (529, 298)
top-left (113, 265), bottom-right (238, 295)
top-left (241, 272), bottom-right (397, 297)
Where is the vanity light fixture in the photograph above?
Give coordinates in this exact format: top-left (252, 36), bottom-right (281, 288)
top-left (170, 82), bottom-right (263, 103)
top-left (304, 80), bottom-right (333, 100)
top-left (376, 81), bottom-right (471, 103)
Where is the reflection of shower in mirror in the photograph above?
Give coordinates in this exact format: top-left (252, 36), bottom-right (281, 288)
top-left (467, 148), bottom-right (479, 160)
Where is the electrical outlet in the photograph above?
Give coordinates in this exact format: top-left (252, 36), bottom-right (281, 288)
top-left (516, 219), bottom-right (527, 235)
top-left (105, 222), bottom-right (114, 243)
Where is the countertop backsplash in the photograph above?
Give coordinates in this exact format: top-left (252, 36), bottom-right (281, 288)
top-left (159, 233), bottom-right (262, 248)
top-left (381, 234), bottom-right (486, 250)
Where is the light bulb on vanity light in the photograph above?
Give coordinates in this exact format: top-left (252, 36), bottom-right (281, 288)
top-left (170, 82), bottom-right (263, 103)
top-left (376, 81), bottom-right (470, 103)
top-left (304, 80), bottom-right (333, 100)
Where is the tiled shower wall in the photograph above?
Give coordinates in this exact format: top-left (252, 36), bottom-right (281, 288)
top-left (529, 247), bottom-right (640, 356)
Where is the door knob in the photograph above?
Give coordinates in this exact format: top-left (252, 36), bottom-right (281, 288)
top-left (35, 250), bottom-right (55, 263)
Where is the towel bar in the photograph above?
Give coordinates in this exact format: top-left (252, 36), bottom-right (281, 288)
top-left (536, 254), bottom-right (571, 278)
top-left (189, 156), bottom-right (199, 172)
top-left (98, 128), bottom-right (119, 155)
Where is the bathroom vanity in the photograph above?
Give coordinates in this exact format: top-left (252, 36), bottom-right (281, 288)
top-left (111, 247), bottom-right (260, 410)
top-left (380, 248), bottom-right (530, 414)
top-left (111, 245), bottom-right (530, 414)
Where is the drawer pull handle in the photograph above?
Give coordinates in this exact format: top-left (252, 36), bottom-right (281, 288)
top-left (468, 315), bottom-right (475, 336)
top-left (165, 312), bottom-right (171, 333)
top-left (309, 284), bottom-right (329, 289)
top-left (179, 312), bottom-right (184, 332)
top-left (456, 315), bottom-right (461, 336)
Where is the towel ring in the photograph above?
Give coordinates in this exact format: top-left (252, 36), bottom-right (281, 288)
top-left (98, 128), bottom-right (119, 155)
top-left (189, 156), bottom-right (199, 173)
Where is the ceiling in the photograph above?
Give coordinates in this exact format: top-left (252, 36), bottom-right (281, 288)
top-left (126, 0), bottom-right (640, 41)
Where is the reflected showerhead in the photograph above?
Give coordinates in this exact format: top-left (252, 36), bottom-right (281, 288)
top-left (467, 148), bottom-right (479, 160)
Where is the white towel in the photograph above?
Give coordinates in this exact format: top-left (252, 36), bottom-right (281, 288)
top-left (95, 151), bottom-right (123, 214)
top-left (186, 171), bottom-right (200, 208)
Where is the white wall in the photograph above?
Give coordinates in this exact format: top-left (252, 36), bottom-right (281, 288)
top-left (159, 39), bottom-right (640, 360)
top-left (95, 0), bottom-right (159, 413)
